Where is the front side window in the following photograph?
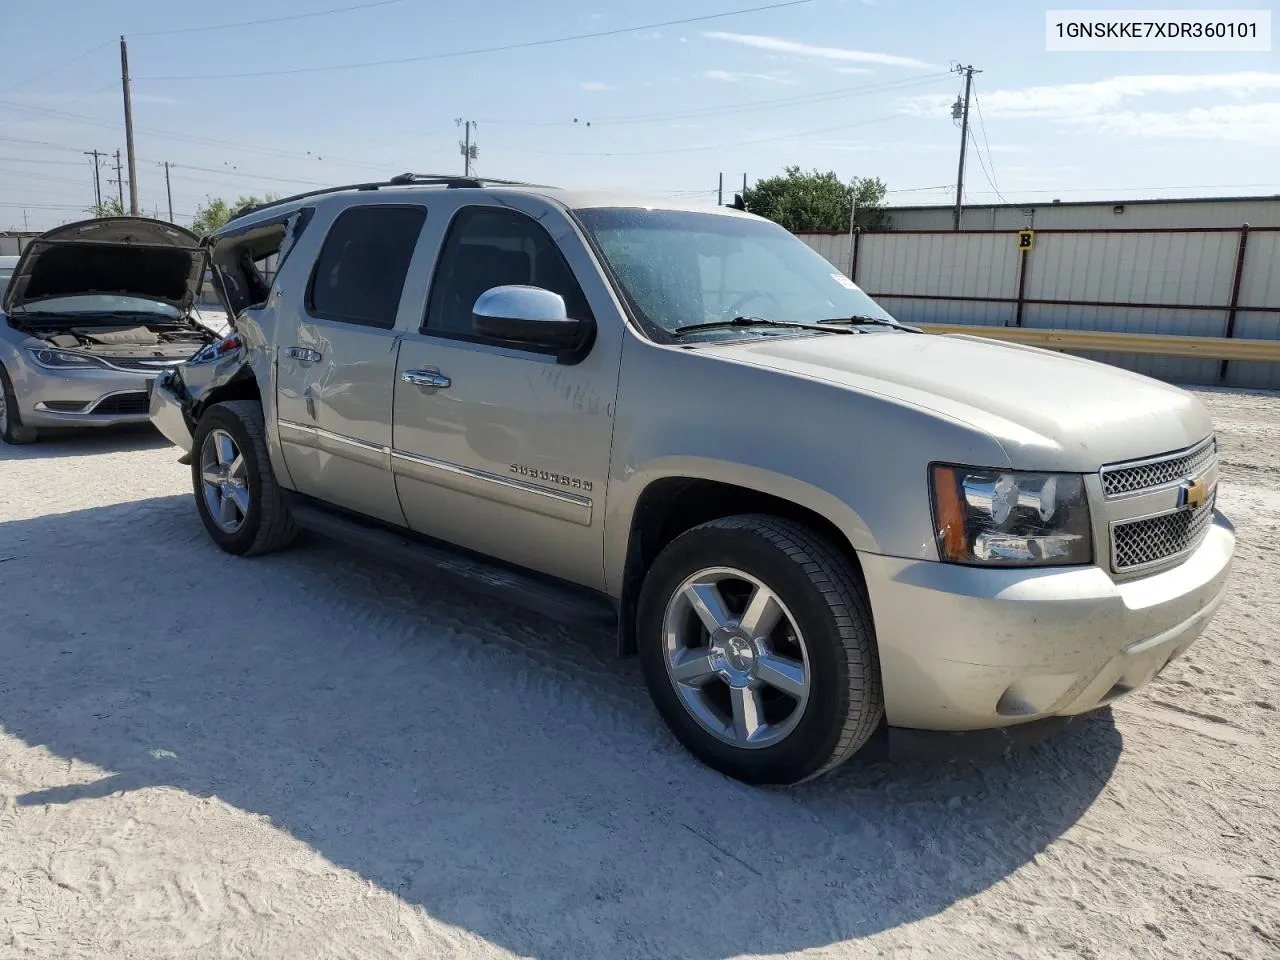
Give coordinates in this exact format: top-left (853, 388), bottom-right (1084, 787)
top-left (575, 207), bottom-right (896, 341)
top-left (307, 205), bottom-right (427, 328)
top-left (424, 206), bottom-right (592, 340)
top-left (0, 268), bottom-right (16, 304)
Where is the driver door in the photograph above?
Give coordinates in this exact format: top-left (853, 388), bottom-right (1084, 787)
top-left (391, 201), bottom-right (623, 590)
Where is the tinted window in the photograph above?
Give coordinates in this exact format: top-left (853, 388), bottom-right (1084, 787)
top-left (424, 206), bottom-right (592, 339)
top-left (308, 205), bottom-right (426, 328)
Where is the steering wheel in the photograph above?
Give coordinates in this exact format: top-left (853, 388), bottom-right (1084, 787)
top-left (722, 289), bottom-right (782, 320)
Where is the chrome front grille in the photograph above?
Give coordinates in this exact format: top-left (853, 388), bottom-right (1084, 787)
top-left (102, 357), bottom-right (183, 373)
top-left (1112, 492), bottom-right (1216, 571)
top-left (1100, 437), bottom-right (1217, 498)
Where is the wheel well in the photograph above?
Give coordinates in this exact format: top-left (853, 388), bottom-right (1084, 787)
top-left (616, 478), bottom-right (864, 655)
top-left (192, 372), bottom-right (262, 425)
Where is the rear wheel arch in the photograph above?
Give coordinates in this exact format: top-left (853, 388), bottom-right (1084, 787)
top-left (617, 477), bottom-right (870, 656)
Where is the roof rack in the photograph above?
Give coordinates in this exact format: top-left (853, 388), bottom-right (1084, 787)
top-left (224, 173), bottom-right (549, 226)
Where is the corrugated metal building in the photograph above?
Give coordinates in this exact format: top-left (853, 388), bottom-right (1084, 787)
top-left (797, 195), bottom-right (1280, 388)
top-left (884, 195), bottom-right (1280, 231)
top-left (0, 232), bottom-right (39, 257)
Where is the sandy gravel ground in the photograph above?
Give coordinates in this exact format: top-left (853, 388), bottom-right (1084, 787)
top-left (1, 389), bottom-right (1278, 960)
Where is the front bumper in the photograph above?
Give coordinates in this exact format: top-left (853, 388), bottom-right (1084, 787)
top-left (861, 512), bottom-right (1235, 731)
top-left (14, 365), bottom-right (163, 428)
top-left (149, 371), bottom-right (194, 452)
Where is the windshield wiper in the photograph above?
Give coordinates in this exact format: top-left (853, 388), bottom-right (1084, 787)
top-left (673, 315), bottom-right (854, 336)
top-left (816, 315), bottom-right (922, 332)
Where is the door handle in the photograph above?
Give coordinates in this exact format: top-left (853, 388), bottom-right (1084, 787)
top-left (287, 347), bottom-right (322, 363)
top-left (401, 369), bottom-right (451, 389)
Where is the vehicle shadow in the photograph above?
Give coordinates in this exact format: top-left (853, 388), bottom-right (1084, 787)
top-left (0, 496), bottom-right (1123, 958)
top-left (0, 423), bottom-right (173, 461)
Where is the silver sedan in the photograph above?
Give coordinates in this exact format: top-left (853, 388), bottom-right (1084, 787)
top-left (0, 219), bottom-right (217, 444)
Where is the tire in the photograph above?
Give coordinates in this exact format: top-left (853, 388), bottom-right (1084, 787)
top-left (191, 400), bottom-right (297, 556)
top-left (0, 363), bottom-right (38, 444)
top-left (637, 514), bottom-right (883, 785)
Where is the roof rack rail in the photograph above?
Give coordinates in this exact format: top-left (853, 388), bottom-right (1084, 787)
top-left (222, 173), bottom-right (553, 228)
top-left (387, 172), bottom-right (548, 189)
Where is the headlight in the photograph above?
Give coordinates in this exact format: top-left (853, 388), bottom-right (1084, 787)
top-left (930, 465), bottom-right (1092, 566)
top-left (27, 348), bottom-right (107, 369)
top-left (188, 333), bottom-right (243, 365)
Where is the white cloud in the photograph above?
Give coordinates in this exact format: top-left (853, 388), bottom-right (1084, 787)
top-left (898, 72), bottom-right (1280, 145)
top-left (580, 81), bottom-right (612, 92)
top-left (901, 72), bottom-right (1280, 119)
top-left (833, 66), bottom-right (874, 75)
top-left (704, 31), bottom-right (936, 69)
top-left (1091, 102), bottom-right (1280, 145)
top-left (703, 69), bottom-right (794, 84)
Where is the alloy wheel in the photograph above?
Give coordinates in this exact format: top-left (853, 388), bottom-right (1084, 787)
top-left (200, 428), bottom-right (250, 533)
top-left (661, 566), bottom-right (811, 749)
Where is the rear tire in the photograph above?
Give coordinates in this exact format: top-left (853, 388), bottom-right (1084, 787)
top-left (191, 400), bottom-right (296, 556)
top-left (637, 514), bottom-right (882, 785)
top-left (0, 363), bottom-right (38, 444)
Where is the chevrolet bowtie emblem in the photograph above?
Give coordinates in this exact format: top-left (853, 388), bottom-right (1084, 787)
top-left (1179, 477), bottom-right (1210, 509)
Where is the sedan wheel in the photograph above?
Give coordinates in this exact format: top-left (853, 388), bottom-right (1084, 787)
top-left (200, 427), bottom-right (250, 534)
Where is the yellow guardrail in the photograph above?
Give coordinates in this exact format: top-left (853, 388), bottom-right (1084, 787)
top-left (919, 323), bottom-right (1280, 363)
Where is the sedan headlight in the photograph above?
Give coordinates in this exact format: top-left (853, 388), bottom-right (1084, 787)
top-left (930, 465), bottom-right (1092, 566)
top-left (188, 333), bottom-right (243, 365)
top-left (27, 348), bottom-right (108, 370)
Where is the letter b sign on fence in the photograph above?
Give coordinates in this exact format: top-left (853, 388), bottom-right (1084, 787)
top-left (1017, 229), bottom-right (1035, 251)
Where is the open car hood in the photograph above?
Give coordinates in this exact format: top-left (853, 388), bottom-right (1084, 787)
top-left (2, 217), bottom-right (206, 316)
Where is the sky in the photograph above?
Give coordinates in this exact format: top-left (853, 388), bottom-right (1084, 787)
top-left (1, 0), bottom-right (1277, 230)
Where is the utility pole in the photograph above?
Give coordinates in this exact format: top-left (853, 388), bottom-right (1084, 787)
top-left (456, 119), bottom-right (477, 177)
top-left (111, 150), bottom-right (125, 209)
top-left (120, 36), bottom-right (139, 215)
top-left (717, 172), bottom-right (723, 206)
top-left (951, 63), bottom-right (979, 231)
top-left (164, 161), bottom-right (174, 221)
top-left (83, 150), bottom-right (104, 208)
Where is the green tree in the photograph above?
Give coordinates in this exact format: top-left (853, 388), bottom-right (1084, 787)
top-left (88, 197), bottom-right (125, 218)
top-left (191, 193), bottom-right (279, 236)
top-left (743, 166), bottom-right (889, 233)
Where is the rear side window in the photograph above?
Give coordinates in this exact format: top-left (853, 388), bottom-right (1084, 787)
top-left (307, 205), bottom-right (427, 328)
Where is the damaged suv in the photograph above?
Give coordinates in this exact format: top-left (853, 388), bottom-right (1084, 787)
top-left (152, 175), bottom-right (1234, 785)
top-left (0, 217), bottom-right (218, 443)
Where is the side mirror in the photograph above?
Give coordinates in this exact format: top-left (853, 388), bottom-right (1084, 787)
top-left (472, 285), bottom-right (582, 347)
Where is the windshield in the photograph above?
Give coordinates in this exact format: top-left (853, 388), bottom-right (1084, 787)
top-left (574, 207), bottom-right (896, 341)
top-left (18, 294), bottom-right (181, 319)
top-left (0, 268), bottom-right (11, 306)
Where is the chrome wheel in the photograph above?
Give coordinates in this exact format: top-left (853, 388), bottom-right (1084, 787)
top-left (662, 566), bottom-right (810, 749)
top-left (200, 428), bottom-right (249, 533)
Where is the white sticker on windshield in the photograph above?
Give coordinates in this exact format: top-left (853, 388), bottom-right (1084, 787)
top-left (831, 273), bottom-right (859, 290)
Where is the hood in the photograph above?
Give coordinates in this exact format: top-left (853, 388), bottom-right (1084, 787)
top-left (2, 217), bottom-right (205, 316)
top-left (710, 330), bottom-right (1214, 472)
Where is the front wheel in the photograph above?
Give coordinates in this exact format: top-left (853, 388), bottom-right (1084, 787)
top-left (0, 363), bottom-right (37, 444)
top-left (637, 515), bottom-right (883, 785)
top-left (191, 400), bottom-right (296, 556)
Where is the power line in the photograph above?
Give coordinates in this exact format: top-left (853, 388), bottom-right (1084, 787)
top-left (135, 0), bottom-right (820, 80)
top-left (520, 113), bottom-right (904, 156)
top-left (4, 39), bottom-right (115, 95)
top-left (970, 86), bottom-right (1004, 201)
top-left (967, 127), bottom-right (1005, 203)
top-left (479, 73), bottom-right (952, 127)
top-left (129, 0), bottom-right (409, 37)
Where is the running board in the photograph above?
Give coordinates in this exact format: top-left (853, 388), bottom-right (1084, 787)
top-left (286, 497), bottom-right (618, 631)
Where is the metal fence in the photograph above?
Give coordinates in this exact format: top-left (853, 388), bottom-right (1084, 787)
top-left (799, 224), bottom-right (1280, 389)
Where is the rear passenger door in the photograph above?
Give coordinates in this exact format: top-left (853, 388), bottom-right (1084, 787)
top-left (391, 200), bottom-right (624, 591)
top-left (275, 203), bottom-right (427, 525)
